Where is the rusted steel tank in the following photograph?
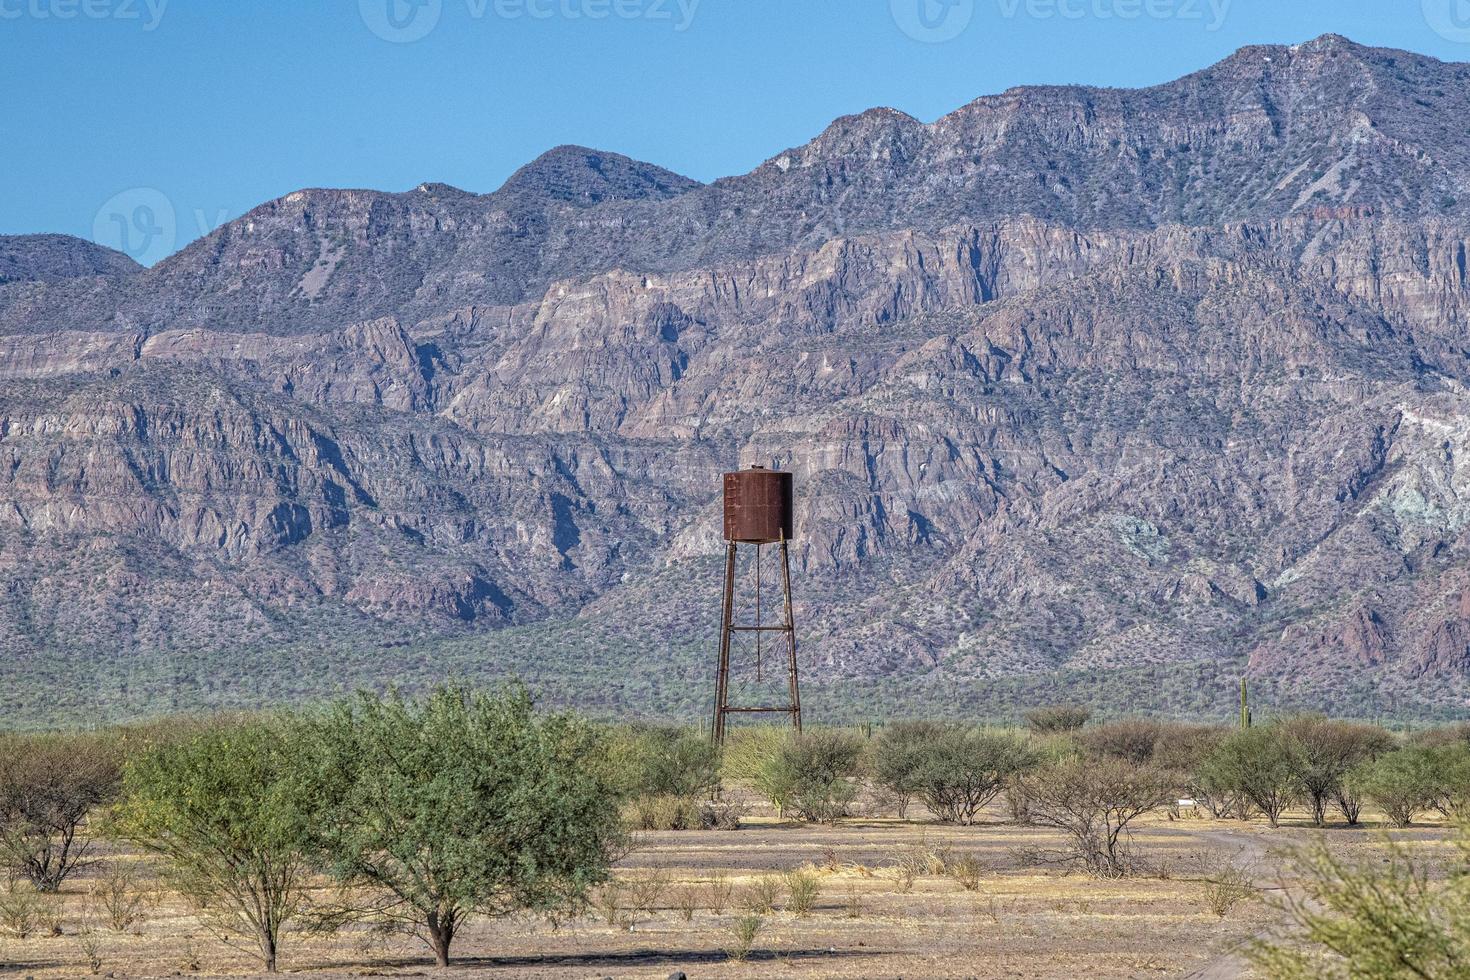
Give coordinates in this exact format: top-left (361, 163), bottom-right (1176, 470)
top-left (722, 466), bottom-right (794, 543)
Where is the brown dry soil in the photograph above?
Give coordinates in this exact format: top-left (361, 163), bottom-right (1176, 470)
top-left (0, 809), bottom-right (1451, 980)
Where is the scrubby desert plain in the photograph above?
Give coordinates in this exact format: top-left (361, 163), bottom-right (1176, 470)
top-left (1, 788), bottom-right (1451, 979)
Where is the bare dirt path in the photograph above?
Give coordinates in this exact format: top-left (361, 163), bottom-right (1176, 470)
top-left (1176, 825), bottom-right (1279, 980)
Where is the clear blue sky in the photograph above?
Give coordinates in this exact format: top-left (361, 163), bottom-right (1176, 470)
top-left (3, 0), bottom-right (1468, 260)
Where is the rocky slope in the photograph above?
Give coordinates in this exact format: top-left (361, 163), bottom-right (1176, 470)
top-left (0, 234), bottom-right (140, 284)
top-left (4, 34), bottom-right (1470, 725)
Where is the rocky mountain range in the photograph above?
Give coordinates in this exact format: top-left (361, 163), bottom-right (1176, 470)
top-left (4, 33), bottom-right (1470, 726)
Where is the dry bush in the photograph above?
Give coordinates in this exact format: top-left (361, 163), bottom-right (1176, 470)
top-left (626, 870), bottom-right (669, 916)
top-left (948, 853), bottom-right (990, 891)
top-left (975, 894), bottom-right (1007, 924)
top-left (1199, 855), bottom-right (1257, 917)
top-left (740, 874), bottom-right (783, 914)
top-left (896, 836), bottom-right (953, 879)
top-left (785, 869), bottom-right (821, 916)
top-left (177, 938), bottom-right (203, 972)
top-left (1024, 705), bottom-right (1092, 735)
top-left (698, 799), bottom-right (744, 830)
top-left (592, 880), bottom-right (624, 927)
top-left (1002, 780), bottom-right (1034, 825)
top-left (703, 871), bottom-right (732, 914)
top-left (0, 733), bottom-right (122, 892)
top-left (844, 883), bottom-right (864, 917)
top-left (673, 885), bottom-right (699, 921)
top-left (725, 914), bottom-right (763, 962)
top-left (1078, 718), bottom-right (1166, 765)
top-left (76, 927), bottom-right (104, 974)
top-left (1021, 757), bottom-right (1174, 878)
top-left (35, 889), bottom-right (64, 936)
top-left (89, 862), bottom-right (151, 932)
top-left (626, 794), bottom-right (701, 831)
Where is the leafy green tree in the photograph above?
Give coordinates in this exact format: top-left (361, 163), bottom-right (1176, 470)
top-left (1426, 745), bottom-right (1470, 819)
top-left (1351, 748), bottom-right (1443, 828)
top-left (917, 727), bottom-right (1036, 826)
top-left (0, 733), bottom-right (121, 892)
top-left (299, 686), bottom-right (624, 967)
top-left (1279, 716), bottom-right (1394, 827)
top-left (111, 721), bottom-right (309, 973)
top-left (1202, 727), bottom-right (1298, 828)
top-left (871, 721), bottom-right (945, 819)
top-left (1251, 825), bottom-right (1470, 978)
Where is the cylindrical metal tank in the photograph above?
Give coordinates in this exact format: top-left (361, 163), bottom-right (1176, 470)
top-left (723, 466), bottom-right (794, 543)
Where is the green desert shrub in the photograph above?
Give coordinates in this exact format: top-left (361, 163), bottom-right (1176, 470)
top-left (871, 721), bottom-right (945, 819)
top-left (753, 731), bottom-right (863, 823)
top-left (1201, 727), bottom-right (1298, 828)
top-left (916, 727), bottom-right (1036, 826)
top-left (1278, 716), bottom-right (1394, 827)
top-left (1250, 824), bottom-right (1470, 978)
top-left (1350, 747), bottom-right (1444, 828)
top-left (720, 726), bottom-right (791, 784)
top-left (725, 914), bottom-right (763, 961)
top-left (111, 720), bottom-right (311, 973)
top-left (784, 869), bottom-right (822, 916)
top-left (605, 725), bottom-right (719, 801)
top-left (296, 686), bottom-right (625, 967)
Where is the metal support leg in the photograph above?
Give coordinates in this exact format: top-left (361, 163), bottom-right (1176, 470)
top-left (781, 538), bottom-right (802, 733)
top-left (712, 542), bottom-right (736, 744)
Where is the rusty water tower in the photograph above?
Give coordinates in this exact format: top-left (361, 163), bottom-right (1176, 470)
top-left (711, 465), bottom-right (801, 744)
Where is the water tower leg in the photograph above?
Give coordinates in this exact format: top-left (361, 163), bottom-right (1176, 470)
top-left (780, 539), bottom-right (802, 733)
top-left (713, 542), bottom-right (737, 744)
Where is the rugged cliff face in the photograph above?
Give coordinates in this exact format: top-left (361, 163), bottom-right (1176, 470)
top-left (4, 34), bottom-right (1470, 724)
